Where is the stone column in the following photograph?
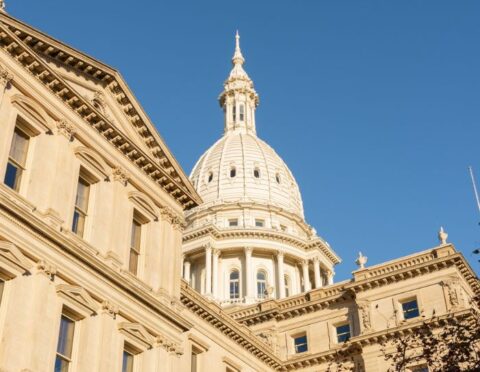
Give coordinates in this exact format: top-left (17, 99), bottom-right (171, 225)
top-left (277, 251), bottom-right (286, 299)
top-left (244, 247), bottom-right (253, 302)
top-left (212, 249), bottom-right (220, 298)
top-left (302, 260), bottom-right (311, 292)
top-left (204, 244), bottom-right (212, 296)
top-left (183, 260), bottom-right (191, 284)
top-left (313, 257), bottom-right (322, 289)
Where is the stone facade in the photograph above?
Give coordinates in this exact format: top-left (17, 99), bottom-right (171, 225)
top-left (0, 9), bottom-right (477, 372)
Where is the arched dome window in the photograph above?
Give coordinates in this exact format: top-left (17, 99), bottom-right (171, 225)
top-left (275, 173), bottom-right (281, 184)
top-left (207, 172), bottom-right (213, 183)
top-left (230, 166), bottom-right (236, 178)
top-left (253, 167), bottom-right (260, 179)
top-left (239, 104), bottom-right (245, 121)
top-left (284, 275), bottom-right (291, 297)
top-left (229, 270), bottom-right (240, 299)
top-left (256, 271), bottom-right (267, 299)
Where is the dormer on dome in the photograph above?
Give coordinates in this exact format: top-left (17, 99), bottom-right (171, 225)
top-left (219, 32), bottom-right (259, 136)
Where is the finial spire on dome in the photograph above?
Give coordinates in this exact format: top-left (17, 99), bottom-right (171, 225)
top-left (232, 30), bottom-right (245, 66)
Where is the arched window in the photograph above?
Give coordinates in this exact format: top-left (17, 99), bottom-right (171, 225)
top-left (232, 105), bottom-right (236, 122)
top-left (230, 166), bottom-right (236, 178)
top-left (239, 104), bottom-right (245, 121)
top-left (207, 172), bottom-right (213, 183)
top-left (229, 270), bottom-right (240, 299)
top-left (253, 167), bottom-right (260, 178)
top-left (257, 271), bottom-right (267, 299)
top-left (284, 275), bottom-right (291, 297)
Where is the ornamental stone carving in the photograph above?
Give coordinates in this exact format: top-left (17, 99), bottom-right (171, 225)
top-left (55, 119), bottom-right (76, 141)
top-left (442, 277), bottom-right (464, 310)
top-left (257, 329), bottom-right (276, 352)
top-left (100, 300), bottom-right (119, 318)
top-left (35, 259), bottom-right (57, 280)
top-left (0, 64), bottom-right (13, 88)
top-left (112, 166), bottom-right (129, 186)
top-left (438, 226), bottom-right (448, 245)
top-left (358, 301), bottom-right (372, 333)
top-left (355, 252), bottom-right (368, 270)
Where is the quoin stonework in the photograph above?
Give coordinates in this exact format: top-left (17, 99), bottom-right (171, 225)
top-left (0, 7), bottom-right (477, 372)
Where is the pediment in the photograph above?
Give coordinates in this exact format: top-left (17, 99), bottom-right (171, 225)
top-left (0, 13), bottom-right (201, 210)
top-left (56, 284), bottom-right (98, 315)
top-left (0, 239), bottom-right (32, 276)
top-left (118, 322), bottom-right (154, 349)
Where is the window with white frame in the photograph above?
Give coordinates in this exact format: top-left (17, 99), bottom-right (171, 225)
top-left (122, 343), bottom-right (138, 372)
top-left (255, 219), bottom-right (264, 228)
top-left (129, 212), bottom-right (144, 275)
top-left (284, 275), bottom-right (291, 297)
top-left (229, 270), bottom-right (240, 299)
top-left (256, 270), bottom-right (267, 299)
top-left (54, 313), bottom-right (76, 371)
top-left (401, 298), bottom-right (420, 320)
top-left (72, 174), bottom-right (90, 237)
top-left (336, 323), bottom-right (351, 343)
top-left (293, 333), bottom-right (308, 353)
top-left (228, 219), bottom-right (238, 227)
top-left (239, 104), bottom-right (244, 121)
top-left (4, 125), bottom-right (30, 192)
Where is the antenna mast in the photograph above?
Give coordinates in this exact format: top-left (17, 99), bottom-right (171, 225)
top-left (468, 166), bottom-right (480, 215)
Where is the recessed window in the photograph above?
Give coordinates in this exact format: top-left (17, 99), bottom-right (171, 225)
top-left (256, 271), bottom-right (267, 299)
top-left (255, 219), bottom-right (264, 228)
top-left (275, 173), bottom-right (281, 184)
top-left (230, 166), bottom-right (236, 178)
top-left (129, 214), bottom-right (143, 275)
top-left (229, 270), bottom-right (240, 299)
top-left (253, 168), bottom-right (260, 178)
top-left (284, 275), bottom-right (290, 297)
top-left (401, 299), bottom-right (420, 320)
top-left (55, 314), bottom-right (76, 371)
top-left (280, 224), bottom-right (287, 232)
top-left (207, 172), bottom-right (213, 183)
top-left (191, 346), bottom-right (203, 372)
top-left (0, 280), bottom-right (4, 306)
top-left (122, 349), bottom-right (134, 372)
top-left (72, 176), bottom-right (90, 237)
top-left (4, 127), bottom-right (30, 191)
top-left (412, 367), bottom-right (429, 372)
top-left (239, 104), bottom-right (245, 121)
top-left (293, 334), bottom-right (308, 353)
top-left (232, 105), bottom-right (236, 122)
top-left (228, 219), bottom-right (238, 227)
top-left (336, 323), bottom-right (351, 343)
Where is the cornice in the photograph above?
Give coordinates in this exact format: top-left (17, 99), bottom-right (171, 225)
top-left (0, 14), bottom-right (201, 210)
top-left (0, 186), bottom-right (193, 333)
top-left (180, 281), bottom-right (283, 370)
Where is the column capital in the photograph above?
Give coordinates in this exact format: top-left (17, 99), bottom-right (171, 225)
top-left (244, 246), bottom-right (253, 255)
top-left (301, 259), bottom-right (309, 267)
top-left (0, 64), bottom-right (13, 88)
top-left (276, 250), bottom-right (285, 260)
top-left (203, 243), bottom-right (212, 252)
top-left (312, 256), bottom-right (320, 263)
top-left (212, 248), bottom-right (220, 257)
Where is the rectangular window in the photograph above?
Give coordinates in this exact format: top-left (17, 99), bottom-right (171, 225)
top-left (54, 315), bottom-right (75, 372)
top-left (336, 323), bottom-right (351, 343)
top-left (122, 349), bottom-right (134, 372)
top-left (72, 176), bottom-right (90, 237)
top-left (294, 334), bottom-right (308, 353)
top-left (412, 367), bottom-right (429, 372)
top-left (4, 127), bottom-right (29, 191)
top-left (255, 219), bottom-right (264, 228)
top-left (402, 299), bottom-right (420, 320)
top-left (228, 219), bottom-right (238, 227)
top-left (0, 280), bottom-right (4, 306)
top-left (280, 224), bottom-right (287, 232)
top-left (129, 216), bottom-right (142, 275)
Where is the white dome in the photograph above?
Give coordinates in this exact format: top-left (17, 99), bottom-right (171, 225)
top-left (190, 132), bottom-right (304, 218)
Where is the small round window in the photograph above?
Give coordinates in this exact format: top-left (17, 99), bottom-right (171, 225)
top-left (207, 172), bottom-right (213, 183)
top-left (230, 167), bottom-right (236, 178)
top-left (254, 168), bottom-right (260, 178)
top-left (275, 173), bottom-right (281, 184)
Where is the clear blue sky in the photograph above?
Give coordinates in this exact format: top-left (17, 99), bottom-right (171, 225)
top-left (10, 1), bottom-right (480, 280)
